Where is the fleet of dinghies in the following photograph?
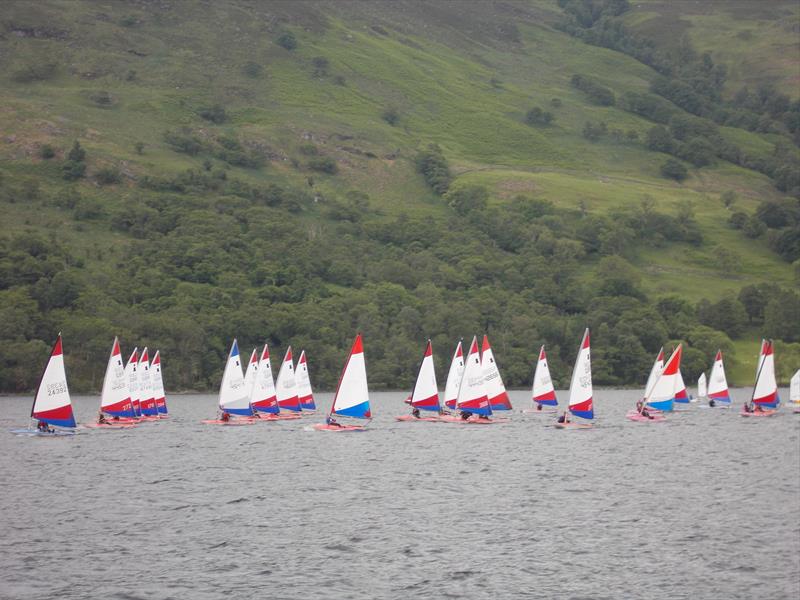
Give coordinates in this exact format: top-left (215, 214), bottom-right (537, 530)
top-left (11, 331), bottom-right (798, 435)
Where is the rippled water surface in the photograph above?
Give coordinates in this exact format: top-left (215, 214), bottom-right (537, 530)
top-left (1, 390), bottom-right (798, 600)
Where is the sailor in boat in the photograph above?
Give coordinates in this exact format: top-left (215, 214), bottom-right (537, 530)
top-left (36, 420), bottom-right (54, 433)
top-left (411, 407), bottom-right (421, 419)
top-left (220, 411), bottom-right (231, 422)
top-left (635, 400), bottom-right (652, 419)
top-left (97, 412), bottom-right (107, 424)
top-left (536, 403), bottom-right (542, 411)
top-left (476, 414), bottom-right (491, 422)
top-left (708, 398), bottom-right (716, 407)
top-left (460, 410), bottom-right (472, 421)
top-left (557, 413), bottom-right (570, 424)
top-left (325, 415), bottom-right (342, 428)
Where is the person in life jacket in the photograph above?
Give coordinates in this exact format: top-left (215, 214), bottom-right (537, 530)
top-left (97, 412), bottom-right (107, 424)
top-left (325, 414), bottom-right (342, 428)
top-left (220, 411), bottom-right (230, 422)
top-left (557, 413), bottom-right (570, 424)
top-left (411, 407), bottom-right (420, 418)
top-left (460, 411), bottom-right (472, 421)
top-left (37, 420), bottom-right (53, 433)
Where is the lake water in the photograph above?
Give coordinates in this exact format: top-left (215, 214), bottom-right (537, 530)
top-left (1, 390), bottom-right (798, 600)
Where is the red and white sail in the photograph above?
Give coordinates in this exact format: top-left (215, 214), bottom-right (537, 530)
top-left (456, 336), bottom-right (491, 416)
top-left (296, 350), bottom-right (316, 410)
top-left (482, 335), bottom-right (512, 410)
top-left (100, 337), bottom-right (133, 417)
top-left (443, 340), bottom-right (464, 410)
top-left (31, 334), bottom-right (76, 428)
top-left (125, 347), bottom-right (140, 416)
top-left (707, 350), bottom-right (730, 405)
top-left (409, 340), bottom-right (440, 412)
top-left (250, 344), bottom-right (279, 413)
top-left (152, 350), bottom-right (168, 415)
top-left (752, 340), bottom-right (778, 407)
top-left (330, 334), bottom-right (371, 418)
top-left (567, 329), bottom-right (593, 419)
top-left (138, 347), bottom-right (158, 416)
top-left (531, 345), bottom-right (557, 407)
top-left (276, 347), bottom-right (301, 412)
top-left (646, 345), bottom-right (682, 412)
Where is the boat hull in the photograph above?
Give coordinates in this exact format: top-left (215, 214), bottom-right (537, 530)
top-left (740, 409), bottom-right (777, 417)
top-left (554, 421), bottom-right (593, 429)
top-left (395, 414), bottom-right (441, 422)
top-left (201, 419), bottom-right (256, 425)
top-left (313, 424), bottom-right (366, 432)
top-left (626, 410), bottom-right (666, 422)
top-left (84, 422), bottom-right (137, 429)
top-left (10, 428), bottom-right (78, 436)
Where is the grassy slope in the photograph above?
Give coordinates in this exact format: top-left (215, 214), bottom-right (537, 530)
top-left (0, 0), bottom-right (796, 382)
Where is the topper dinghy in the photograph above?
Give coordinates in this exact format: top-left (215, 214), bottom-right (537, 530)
top-left (152, 350), bottom-right (168, 417)
top-left (627, 346), bottom-right (681, 423)
top-left (276, 347), bottom-right (302, 414)
top-left (443, 340), bottom-right (464, 411)
top-left (13, 334), bottom-right (78, 435)
top-left (555, 329), bottom-right (593, 429)
top-left (314, 334), bottom-right (371, 431)
top-left (741, 340), bottom-right (778, 417)
top-left (396, 340), bottom-right (443, 422)
top-left (525, 345), bottom-right (558, 413)
top-left (296, 350), bottom-right (317, 412)
top-left (204, 339), bottom-right (256, 424)
top-left (248, 344), bottom-right (299, 421)
top-left (87, 337), bottom-right (137, 428)
top-left (482, 335), bottom-right (512, 412)
top-left (707, 350), bottom-right (731, 408)
top-left (446, 336), bottom-right (508, 424)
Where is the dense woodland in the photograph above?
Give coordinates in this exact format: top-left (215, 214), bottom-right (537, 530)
top-left (0, 0), bottom-right (798, 392)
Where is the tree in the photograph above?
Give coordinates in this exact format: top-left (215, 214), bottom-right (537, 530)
top-left (721, 190), bottom-right (736, 209)
top-left (696, 298), bottom-right (748, 338)
top-left (39, 144), bottom-right (55, 159)
top-left (660, 158), bottom-right (687, 181)
top-left (446, 185), bottom-right (488, 216)
top-left (198, 104), bottom-right (227, 124)
top-left (415, 144), bottom-right (451, 195)
top-left (764, 289), bottom-right (800, 342)
top-left (646, 126), bottom-right (674, 153)
top-left (382, 106), bottom-right (400, 126)
top-left (67, 141), bottom-right (86, 162)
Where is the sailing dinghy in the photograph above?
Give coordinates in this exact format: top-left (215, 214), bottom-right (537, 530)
top-left (248, 344), bottom-right (300, 420)
top-left (443, 340), bottom-right (464, 411)
top-left (741, 340), bottom-right (778, 417)
top-left (525, 345), bottom-right (557, 413)
top-left (86, 337), bottom-right (137, 429)
top-left (790, 369), bottom-right (799, 413)
top-left (707, 350), bottom-right (731, 408)
top-left (315, 333), bottom-right (371, 431)
top-left (396, 340), bottom-right (442, 422)
top-left (482, 335), bottom-right (512, 412)
top-left (627, 346), bottom-right (681, 422)
top-left (276, 347), bottom-right (302, 415)
top-left (296, 350), bottom-right (317, 412)
top-left (12, 334), bottom-right (78, 435)
top-left (446, 336), bottom-right (507, 424)
top-left (555, 328), bottom-right (593, 429)
top-left (138, 348), bottom-right (159, 420)
top-left (645, 347), bottom-right (673, 413)
top-left (124, 347), bottom-right (141, 419)
top-left (152, 350), bottom-right (169, 417)
top-left (203, 339), bottom-right (255, 425)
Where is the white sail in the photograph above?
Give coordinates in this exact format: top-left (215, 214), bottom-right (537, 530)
top-left (697, 373), bottom-right (707, 399)
top-left (790, 369), bottom-right (800, 404)
top-left (443, 341), bottom-right (464, 409)
top-left (218, 339), bottom-right (251, 414)
top-left (100, 337), bottom-right (131, 415)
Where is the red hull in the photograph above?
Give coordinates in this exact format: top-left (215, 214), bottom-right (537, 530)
top-left (313, 424), bottom-right (366, 432)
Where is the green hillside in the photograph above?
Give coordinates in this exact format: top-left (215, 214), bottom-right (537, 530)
top-left (0, 0), bottom-right (798, 392)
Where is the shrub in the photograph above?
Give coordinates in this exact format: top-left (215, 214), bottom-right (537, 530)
top-left (12, 62), bottom-right (57, 83)
top-left (525, 107), bottom-right (554, 126)
top-left (582, 121), bottom-right (607, 142)
top-left (62, 161), bottom-right (86, 181)
top-left (39, 144), bottom-right (55, 159)
top-left (243, 61), bottom-right (262, 78)
top-left (67, 141), bottom-right (86, 162)
top-left (550, 98), bottom-right (562, 108)
top-left (660, 158), bottom-right (688, 181)
top-left (277, 31), bottom-right (297, 51)
top-left (89, 90), bottom-right (114, 107)
top-left (96, 167), bottom-right (121, 185)
top-left (134, 142), bottom-right (144, 155)
top-left (382, 106), bottom-right (400, 126)
top-left (312, 56), bottom-right (329, 77)
top-left (729, 211), bottom-right (748, 229)
top-left (307, 156), bottom-right (338, 174)
top-left (298, 143), bottom-right (319, 156)
top-left (646, 126), bottom-right (674, 153)
top-left (198, 104), bottom-right (226, 124)
top-left (570, 74), bottom-right (615, 106)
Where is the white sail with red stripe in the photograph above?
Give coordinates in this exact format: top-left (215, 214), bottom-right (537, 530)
top-left (243, 348), bottom-right (259, 398)
top-left (531, 345), bottom-right (557, 407)
top-left (250, 344), bottom-right (279, 414)
top-left (152, 350), bottom-right (168, 415)
top-left (31, 334), bottom-right (76, 428)
top-left (566, 329), bottom-right (593, 420)
top-left (707, 350), bottom-right (731, 406)
top-left (138, 348), bottom-right (157, 416)
top-left (456, 336), bottom-right (491, 416)
top-left (296, 350), bottom-right (316, 410)
top-left (125, 347), bottom-right (140, 416)
top-left (751, 340), bottom-right (778, 408)
top-left (443, 340), bottom-right (464, 410)
top-left (409, 340), bottom-right (440, 412)
top-left (100, 337), bottom-right (133, 418)
top-left (482, 335), bottom-right (511, 411)
top-left (276, 347), bottom-right (301, 412)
